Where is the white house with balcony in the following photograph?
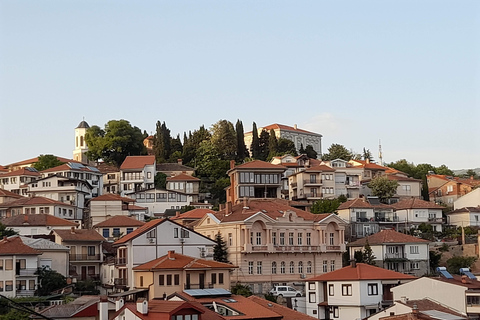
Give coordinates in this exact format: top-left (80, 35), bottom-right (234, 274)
top-left (447, 206), bottom-right (480, 227)
top-left (89, 193), bottom-right (148, 226)
top-left (0, 167), bottom-right (41, 196)
top-left (391, 198), bottom-right (444, 232)
top-left (120, 156), bottom-right (156, 196)
top-left (304, 262), bottom-right (416, 320)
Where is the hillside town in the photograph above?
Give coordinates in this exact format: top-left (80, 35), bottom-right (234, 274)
top-left (0, 120), bottom-right (479, 320)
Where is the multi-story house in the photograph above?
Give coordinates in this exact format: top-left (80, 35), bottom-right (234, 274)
top-left (0, 167), bottom-right (41, 195)
top-left (166, 173), bottom-right (201, 203)
top-left (126, 188), bottom-right (195, 216)
top-left (349, 159), bottom-right (387, 181)
top-left (304, 262), bottom-right (416, 320)
top-left (226, 160), bottom-right (286, 204)
top-left (156, 159), bottom-right (195, 177)
top-left (327, 159), bottom-right (363, 199)
top-left (97, 163), bottom-right (121, 195)
top-left (93, 215), bottom-right (145, 241)
top-left (28, 174), bottom-right (92, 220)
top-left (244, 123), bottom-right (323, 156)
top-left (0, 196), bottom-right (79, 223)
top-left (111, 218), bottom-right (215, 290)
top-left (447, 206), bottom-right (480, 227)
top-left (193, 198), bottom-right (347, 294)
top-left (120, 156), bottom-right (156, 196)
top-left (132, 250), bottom-right (236, 297)
top-left (0, 236), bottom-right (40, 297)
top-left (391, 270), bottom-right (480, 319)
top-left (454, 188), bottom-right (480, 210)
top-left (89, 193), bottom-right (148, 226)
top-left (337, 197), bottom-right (398, 240)
top-left (2, 214), bottom-right (78, 236)
top-left (391, 198), bottom-right (444, 232)
top-left (288, 164), bottom-right (336, 202)
top-left (20, 236), bottom-right (70, 277)
top-left (427, 174), bottom-right (480, 207)
top-left (347, 229), bottom-right (430, 276)
top-left (361, 173), bottom-right (423, 204)
top-left (52, 228), bottom-right (104, 282)
top-left (0, 188), bottom-right (22, 204)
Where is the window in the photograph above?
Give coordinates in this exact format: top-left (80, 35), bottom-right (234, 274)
top-left (298, 261), bottom-right (303, 274)
top-left (402, 185), bottom-right (411, 191)
top-left (159, 275), bottom-right (165, 285)
top-left (113, 228), bottom-right (120, 237)
top-left (87, 246), bottom-right (95, 256)
top-left (288, 232), bottom-right (294, 245)
top-left (280, 261), bottom-right (286, 274)
top-left (174, 274), bottom-right (180, 285)
top-left (257, 261), bottom-right (262, 274)
top-left (410, 246), bottom-right (419, 254)
top-left (467, 296), bottom-right (480, 306)
top-left (5, 281), bottom-right (12, 292)
top-left (0, 260), bottom-right (3, 270)
top-left (306, 233), bottom-right (311, 246)
top-left (328, 284), bottom-right (334, 296)
top-left (307, 261), bottom-right (312, 274)
top-left (330, 260), bottom-right (335, 271)
top-left (228, 233), bottom-right (233, 246)
top-left (332, 306), bottom-right (339, 318)
top-left (368, 283), bottom-right (378, 295)
top-left (211, 273), bottom-right (217, 285)
top-left (174, 228), bottom-right (179, 238)
top-left (330, 233), bottom-right (335, 245)
top-left (5, 259), bottom-right (12, 270)
top-left (309, 292), bottom-right (316, 303)
top-left (250, 232), bottom-right (253, 245)
top-left (297, 233), bottom-right (303, 245)
top-left (410, 262), bottom-right (419, 270)
top-left (256, 232), bottom-right (262, 245)
top-left (139, 276), bottom-right (144, 287)
top-left (248, 261), bottom-right (254, 274)
top-left (0, 281), bottom-right (3, 292)
top-left (342, 284), bottom-right (352, 296)
top-left (126, 228), bottom-right (133, 234)
top-left (102, 229), bottom-right (110, 238)
top-left (279, 233), bottom-right (285, 245)
top-left (147, 229), bottom-right (156, 238)
top-left (272, 232), bottom-right (277, 245)
top-left (219, 273), bottom-right (224, 284)
top-left (167, 274), bottom-right (172, 285)
top-left (323, 260), bottom-right (328, 273)
top-left (271, 262), bottom-right (277, 274)
top-left (289, 261), bottom-right (295, 274)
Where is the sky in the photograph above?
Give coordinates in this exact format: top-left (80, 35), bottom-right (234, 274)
top-left (0, 1), bottom-right (479, 170)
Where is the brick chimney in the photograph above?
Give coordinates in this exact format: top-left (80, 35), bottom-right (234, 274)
top-left (225, 202), bottom-right (232, 215)
top-left (175, 211), bottom-right (180, 218)
top-left (350, 260), bottom-right (356, 268)
top-left (168, 250), bottom-right (175, 260)
top-left (70, 227), bottom-right (75, 234)
top-left (230, 160), bottom-right (236, 169)
top-left (177, 159), bottom-right (183, 165)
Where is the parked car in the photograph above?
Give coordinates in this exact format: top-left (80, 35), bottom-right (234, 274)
top-left (269, 286), bottom-right (302, 297)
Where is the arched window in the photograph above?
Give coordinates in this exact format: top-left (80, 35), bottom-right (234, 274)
top-left (76, 136), bottom-right (78, 147)
top-left (298, 261), bottom-right (303, 274)
top-left (280, 261), bottom-right (286, 274)
top-left (80, 136), bottom-right (84, 147)
top-left (272, 262), bottom-right (277, 274)
top-left (289, 261), bottom-right (295, 274)
top-left (306, 261), bottom-right (312, 274)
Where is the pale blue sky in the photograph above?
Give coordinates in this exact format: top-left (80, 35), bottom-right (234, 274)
top-left (1, 1), bottom-right (479, 169)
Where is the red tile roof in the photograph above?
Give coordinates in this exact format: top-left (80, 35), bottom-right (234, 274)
top-left (231, 160), bottom-right (287, 171)
top-left (53, 229), bottom-right (105, 242)
top-left (306, 263), bottom-right (416, 282)
top-left (350, 160), bottom-right (387, 170)
top-left (90, 194), bottom-right (135, 202)
top-left (113, 219), bottom-right (166, 245)
top-left (120, 156), bottom-right (155, 170)
top-left (347, 229), bottom-right (429, 246)
top-left (0, 196), bottom-right (73, 208)
top-left (304, 165), bottom-right (335, 172)
top-left (0, 189), bottom-right (23, 199)
top-left (93, 215), bottom-right (145, 228)
top-left (2, 214), bottom-right (78, 227)
top-left (248, 295), bottom-right (318, 320)
top-left (5, 156), bottom-right (77, 168)
top-left (449, 206), bottom-right (480, 214)
top-left (0, 167), bottom-right (41, 177)
top-left (40, 163), bottom-right (98, 173)
top-left (338, 198), bottom-right (392, 210)
top-left (385, 174), bottom-right (421, 182)
top-left (167, 173), bottom-right (200, 181)
top-left (397, 298), bottom-right (466, 318)
top-left (0, 236), bottom-right (40, 255)
top-left (392, 198), bottom-right (444, 210)
top-left (133, 251), bottom-right (237, 271)
top-left (171, 209), bottom-right (215, 221)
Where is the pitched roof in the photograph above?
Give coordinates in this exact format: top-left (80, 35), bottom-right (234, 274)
top-left (5, 156), bottom-right (77, 168)
top-left (0, 189), bottom-right (23, 199)
top-left (213, 198), bottom-right (332, 223)
top-left (20, 236), bottom-right (70, 251)
top-left (427, 174), bottom-right (480, 187)
top-left (113, 219), bottom-right (166, 245)
top-left (350, 159), bottom-right (387, 170)
top-left (0, 196), bottom-right (73, 208)
top-left (0, 167), bottom-right (40, 177)
top-left (338, 198), bottom-right (392, 210)
top-left (0, 236), bottom-right (40, 255)
top-left (248, 123), bottom-right (322, 136)
top-left (95, 163), bottom-right (120, 173)
top-left (306, 263), bottom-right (416, 282)
top-left (2, 214), bottom-right (78, 227)
top-left (397, 298), bottom-right (466, 319)
top-left (40, 162), bottom-right (100, 174)
top-left (347, 229), bottom-right (429, 247)
top-left (120, 156), bottom-right (155, 170)
top-left (392, 198), bottom-right (444, 210)
top-left (133, 251), bottom-right (237, 271)
top-left (90, 193), bottom-right (135, 202)
top-left (230, 160), bottom-right (286, 171)
top-left (172, 209), bottom-right (215, 221)
top-left (449, 206), bottom-right (480, 214)
top-left (93, 215), bottom-right (145, 228)
top-left (76, 120), bottom-right (90, 128)
top-left (53, 229), bottom-right (105, 242)
top-left (167, 173), bottom-right (200, 181)
top-left (247, 295), bottom-right (318, 320)
top-left (304, 165), bottom-right (336, 172)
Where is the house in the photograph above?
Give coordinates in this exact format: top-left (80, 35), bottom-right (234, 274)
top-left (1, 214), bottom-right (78, 236)
top-left (51, 228), bottom-right (104, 282)
top-left (97, 162), bottom-right (121, 195)
top-left (390, 270), bottom-right (480, 319)
top-left (0, 188), bottom-right (23, 204)
top-left (454, 188), bottom-right (480, 210)
top-left (194, 198), bottom-right (347, 294)
top-left (112, 218), bottom-right (216, 290)
top-left (0, 196), bottom-right (79, 223)
top-left (362, 173), bottom-right (423, 204)
top-left (89, 193), bottom-right (148, 226)
top-left (1, 155), bottom-right (75, 172)
top-left (0, 236), bottom-right (40, 297)
top-left (127, 187), bottom-right (197, 216)
top-left (156, 159), bottom-right (195, 177)
top-left (120, 156), bottom-right (156, 196)
top-left (226, 160), bottom-right (287, 204)
top-left (337, 197), bottom-right (398, 240)
top-left (20, 236), bottom-right (70, 277)
top-left (132, 250), bottom-right (237, 298)
top-left (171, 208), bottom-right (216, 227)
top-left (347, 229), bottom-right (430, 276)
top-left (427, 174), bottom-right (480, 207)
top-left (349, 159), bottom-right (387, 181)
top-left (244, 123), bottom-right (323, 156)
top-left (0, 167), bottom-right (41, 195)
top-left (391, 198), bottom-right (444, 232)
top-left (304, 262), bottom-right (416, 320)
top-left (93, 215), bottom-right (145, 241)
top-left (288, 164), bottom-right (337, 202)
top-left (37, 295), bottom-right (116, 320)
top-left (447, 206), bottom-right (480, 227)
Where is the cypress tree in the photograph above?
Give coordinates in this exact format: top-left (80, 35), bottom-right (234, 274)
top-left (251, 122), bottom-right (260, 159)
top-left (213, 232), bottom-right (229, 263)
top-left (235, 119), bottom-right (248, 161)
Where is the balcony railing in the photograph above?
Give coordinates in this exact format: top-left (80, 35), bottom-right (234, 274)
top-left (114, 278), bottom-right (128, 286)
top-left (16, 268), bottom-right (37, 276)
top-left (384, 252), bottom-right (407, 259)
top-left (290, 182), bottom-right (297, 188)
top-left (252, 245), bottom-right (268, 251)
top-left (184, 283), bottom-right (214, 290)
top-left (69, 254), bottom-right (101, 261)
top-left (428, 217), bottom-right (443, 223)
top-left (303, 179), bottom-right (322, 185)
top-left (326, 245), bottom-right (341, 251)
top-left (115, 257), bottom-right (127, 265)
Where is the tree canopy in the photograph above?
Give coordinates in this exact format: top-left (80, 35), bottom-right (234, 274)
top-left (310, 198), bottom-right (346, 214)
top-left (322, 144), bottom-right (353, 161)
top-left (367, 175), bottom-right (399, 203)
top-left (213, 232), bottom-right (229, 263)
top-left (210, 120), bottom-right (237, 160)
top-left (32, 155), bottom-right (64, 171)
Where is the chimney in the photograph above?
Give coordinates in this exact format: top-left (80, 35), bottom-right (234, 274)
top-left (226, 202), bottom-right (232, 215)
top-left (462, 275), bottom-right (468, 284)
top-left (168, 250), bottom-right (175, 260)
top-left (70, 227), bottom-right (75, 234)
top-left (136, 298), bottom-right (148, 315)
top-left (294, 124), bottom-right (297, 130)
top-left (230, 160), bottom-right (236, 170)
top-left (177, 159), bottom-right (183, 165)
top-left (350, 260), bottom-right (356, 268)
top-left (412, 303), bottom-right (418, 315)
top-left (400, 296), bottom-right (408, 304)
top-left (98, 296), bottom-right (109, 320)
top-left (366, 158), bottom-right (370, 164)
top-left (175, 211), bottom-right (180, 218)
top-left (219, 203), bottom-right (225, 211)
top-left (115, 298), bottom-right (124, 311)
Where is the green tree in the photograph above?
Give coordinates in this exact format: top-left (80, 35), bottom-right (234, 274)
top-left (0, 223), bottom-right (17, 238)
top-left (257, 129), bottom-right (270, 161)
top-left (354, 250), bottom-right (364, 263)
top-left (310, 198), bottom-right (342, 214)
top-left (210, 120), bottom-right (237, 160)
top-left (277, 138), bottom-right (298, 156)
top-left (154, 172), bottom-right (167, 189)
top-left (195, 140), bottom-right (230, 180)
top-left (170, 134), bottom-right (183, 155)
top-left (362, 148), bottom-right (373, 162)
top-left (267, 129), bottom-right (279, 160)
top-left (231, 283), bottom-right (252, 297)
top-left (36, 267), bottom-right (67, 296)
top-left (429, 251), bottom-right (442, 273)
top-left (32, 154), bottom-right (64, 171)
top-left (464, 169), bottom-right (478, 179)
top-left (322, 144), bottom-right (353, 161)
top-left (210, 177), bottom-right (231, 204)
top-left (250, 122), bottom-right (260, 159)
top-left (213, 232), bottom-right (229, 263)
top-left (446, 256), bottom-right (477, 274)
top-left (153, 121), bottom-right (172, 163)
top-left (183, 126), bottom-right (211, 167)
top-left (235, 120), bottom-right (249, 162)
top-left (299, 143), bottom-right (306, 155)
top-left (368, 176), bottom-right (399, 203)
top-left (363, 240), bottom-right (376, 265)
top-left (85, 120), bottom-right (146, 167)
top-left (304, 145), bottom-right (318, 159)
top-left (435, 164), bottom-right (454, 176)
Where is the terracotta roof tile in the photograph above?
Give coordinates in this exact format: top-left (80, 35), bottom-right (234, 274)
top-left (93, 215), bottom-right (145, 228)
top-left (2, 214), bottom-right (78, 227)
top-left (386, 174), bottom-right (422, 182)
top-left (167, 173), bottom-right (200, 181)
top-left (172, 209), bottom-right (215, 221)
top-left (397, 298), bottom-right (466, 318)
top-left (90, 194), bottom-right (135, 202)
top-left (306, 263), bottom-right (416, 282)
top-left (133, 251), bottom-right (237, 270)
top-left (0, 236), bottom-right (40, 255)
top-left (5, 156), bottom-right (77, 168)
top-left (248, 295), bottom-right (318, 320)
top-left (230, 160), bottom-right (287, 171)
top-left (347, 229), bottom-right (429, 246)
top-left (0, 189), bottom-right (23, 198)
top-left (392, 198), bottom-right (444, 210)
top-left (449, 206), bottom-right (480, 214)
top-left (120, 156), bottom-right (155, 170)
top-left (338, 198), bottom-right (392, 210)
top-left (304, 165), bottom-right (335, 172)
top-left (113, 219), bottom-right (166, 245)
top-left (0, 196), bottom-right (73, 208)
top-left (156, 163), bottom-right (195, 173)
top-left (0, 167), bottom-right (41, 177)
top-left (53, 229), bottom-right (105, 242)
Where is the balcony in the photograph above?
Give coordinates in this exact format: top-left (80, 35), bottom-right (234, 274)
top-left (303, 179), bottom-right (322, 186)
top-left (251, 245), bottom-right (268, 251)
top-left (275, 245), bottom-right (319, 253)
top-left (320, 244), bottom-right (345, 252)
top-left (16, 268), bottom-right (37, 276)
top-left (304, 192), bottom-right (322, 199)
top-left (428, 217), bottom-right (443, 223)
top-left (375, 216), bottom-right (399, 223)
top-left (115, 257), bottom-right (127, 265)
top-left (384, 252), bottom-right (407, 260)
top-left (184, 283), bottom-right (214, 290)
top-left (345, 182), bottom-right (360, 188)
top-left (16, 289), bottom-right (35, 297)
top-left (69, 254), bottom-right (101, 261)
top-left (290, 182), bottom-right (298, 188)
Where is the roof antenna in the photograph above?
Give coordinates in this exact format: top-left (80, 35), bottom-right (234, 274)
top-left (378, 139), bottom-right (383, 166)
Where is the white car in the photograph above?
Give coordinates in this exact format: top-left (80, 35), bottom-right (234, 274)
top-left (269, 286), bottom-right (303, 297)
